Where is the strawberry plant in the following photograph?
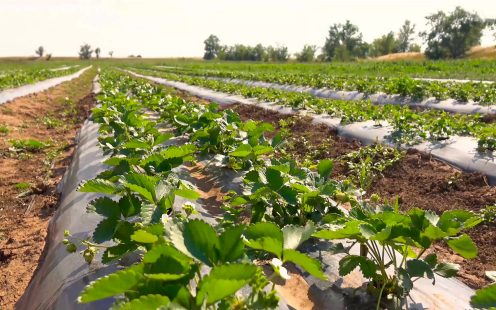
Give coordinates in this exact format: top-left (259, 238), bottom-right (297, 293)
top-left (314, 203), bottom-right (482, 308)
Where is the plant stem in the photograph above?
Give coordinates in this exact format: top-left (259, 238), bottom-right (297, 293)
top-left (376, 280), bottom-right (387, 310)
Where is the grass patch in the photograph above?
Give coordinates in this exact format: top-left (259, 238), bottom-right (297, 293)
top-left (10, 139), bottom-right (49, 152)
top-left (0, 124), bottom-right (9, 134)
top-left (14, 182), bottom-right (31, 191)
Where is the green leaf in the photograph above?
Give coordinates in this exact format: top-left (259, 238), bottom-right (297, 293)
top-left (218, 225), bottom-right (245, 263)
top-left (131, 230), bottom-right (159, 244)
top-left (447, 234), bottom-right (478, 259)
top-left (470, 283), bottom-right (496, 309)
top-left (78, 265), bottom-right (143, 303)
top-left (154, 133), bottom-right (174, 146)
top-left (116, 294), bottom-right (170, 310)
top-left (169, 220), bottom-right (219, 266)
top-left (230, 144), bottom-right (252, 157)
top-left (266, 167), bottom-right (284, 190)
top-left (79, 179), bottom-right (120, 194)
top-left (126, 184), bottom-right (155, 204)
top-left (406, 259), bottom-right (434, 282)
top-left (143, 244), bottom-right (191, 264)
top-left (253, 145), bottom-right (273, 156)
top-left (317, 159), bottom-right (333, 179)
top-left (175, 188), bottom-right (200, 200)
top-left (282, 221), bottom-right (315, 250)
top-left (313, 221), bottom-right (362, 240)
top-left (434, 262), bottom-right (459, 278)
top-left (424, 253), bottom-right (437, 268)
top-left (93, 218), bottom-right (118, 243)
top-left (244, 222), bottom-right (284, 258)
top-left (144, 255), bottom-right (190, 281)
top-left (102, 244), bottom-right (137, 264)
top-left (437, 210), bottom-right (481, 235)
top-left (339, 255), bottom-right (377, 278)
top-left (124, 173), bottom-right (159, 202)
top-left (196, 264), bottom-right (257, 305)
top-left (283, 249), bottom-right (326, 280)
top-left (123, 140), bottom-right (152, 150)
top-left (398, 268), bottom-right (413, 295)
top-left (88, 197), bottom-right (120, 218)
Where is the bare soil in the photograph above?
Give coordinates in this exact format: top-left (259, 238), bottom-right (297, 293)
top-left (0, 69), bottom-right (95, 309)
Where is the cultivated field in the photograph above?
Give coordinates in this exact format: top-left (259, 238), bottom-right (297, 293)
top-left (1, 58), bottom-right (495, 309)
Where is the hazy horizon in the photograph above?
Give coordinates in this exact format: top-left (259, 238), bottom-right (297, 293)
top-left (0, 0), bottom-right (494, 58)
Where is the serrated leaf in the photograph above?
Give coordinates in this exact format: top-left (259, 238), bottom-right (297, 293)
top-left (175, 188), bottom-right (200, 200)
top-left (131, 230), bottom-right (158, 244)
top-left (253, 145), bottom-right (273, 156)
top-left (78, 265), bottom-right (143, 303)
top-left (313, 221), bottom-right (362, 240)
top-left (79, 179), bottom-right (120, 194)
top-left (102, 243), bottom-right (137, 264)
top-left (230, 144), bottom-right (252, 157)
top-left (123, 140), bottom-right (152, 150)
top-left (124, 173), bottom-right (159, 203)
top-left (218, 225), bottom-right (245, 263)
top-left (143, 244), bottom-right (191, 264)
top-left (406, 259), bottom-right (434, 282)
top-left (196, 264), bottom-right (257, 305)
top-left (398, 268), bottom-right (413, 295)
top-left (116, 294), bottom-right (170, 310)
top-left (317, 159), bottom-right (333, 179)
top-left (169, 219), bottom-right (219, 266)
top-left (88, 197), bottom-right (120, 219)
top-left (266, 167), bottom-right (284, 190)
top-left (437, 210), bottom-right (482, 235)
top-left (93, 218), bottom-right (118, 243)
top-left (283, 249), bottom-right (326, 280)
top-left (339, 255), bottom-right (377, 278)
top-left (447, 234), bottom-right (478, 259)
top-left (470, 283), bottom-right (496, 309)
top-left (434, 262), bottom-right (459, 278)
top-left (244, 222), bottom-right (283, 258)
top-left (282, 221), bottom-right (315, 250)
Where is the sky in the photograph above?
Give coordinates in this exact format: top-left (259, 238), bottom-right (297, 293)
top-left (0, 0), bottom-right (494, 58)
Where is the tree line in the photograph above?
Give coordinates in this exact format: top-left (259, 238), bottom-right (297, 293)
top-left (204, 6), bottom-right (495, 62)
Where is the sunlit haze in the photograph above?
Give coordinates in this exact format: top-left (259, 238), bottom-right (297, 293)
top-left (0, 0), bottom-right (494, 58)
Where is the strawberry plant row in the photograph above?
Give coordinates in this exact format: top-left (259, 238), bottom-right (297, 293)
top-left (129, 68), bottom-right (496, 153)
top-left (57, 70), bottom-right (489, 309)
top-left (0, 66), bottom-right (81, 91)
top-left (146, 66), bottom-right (496, 106)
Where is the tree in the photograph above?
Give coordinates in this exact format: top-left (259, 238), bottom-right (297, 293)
top-left (35, 46), bottom-right (44, 58)
top-left (295, 45), bottom-right (317, 62)
top-left (421, 7), bottom-right (490, 59)
top-left (396, 20), bottom-right (416, 52)
top-left (409, 43), bottom-right (421, 52)
top-left (109, 51), bottom-right (113, 58)
top-left (46, 53), bottom-right (52, 61)
top-left (267, 45), bottom-right (289, 62)
top-left (323, 20), bottom-right (366, 61)
top-left (370, 32), bottom-right (398, 57)
top-left (203, 35), bottom-right (220, 60)
top-left (95, 47), bottom-right (101, 59)
top-left (79, 43), bottom-right (93, 60)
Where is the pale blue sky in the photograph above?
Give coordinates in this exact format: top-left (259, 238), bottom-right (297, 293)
top-left (0, 0), bottom-right (494, 57)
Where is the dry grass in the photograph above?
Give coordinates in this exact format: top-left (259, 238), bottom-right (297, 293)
top-left (373, 45), bottom-right (496, 61)
top-left (375, 52), bottom-right (425, 61)
top-left (467, 45), bottom-right (496, 59)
